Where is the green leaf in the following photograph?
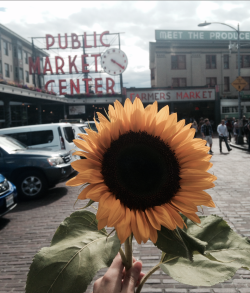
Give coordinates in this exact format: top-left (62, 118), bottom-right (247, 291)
top-left (160, 215), bottom-right (250, 286)
top-left (79, 199), bottom-right (95, 210)
top-left (155, 225), bottom-right (207, 261)
top-left (26, 210), bottom-right (121, 293)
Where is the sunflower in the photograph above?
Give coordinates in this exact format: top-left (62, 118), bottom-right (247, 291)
top-left (67, 98), bottom-right (216, 244)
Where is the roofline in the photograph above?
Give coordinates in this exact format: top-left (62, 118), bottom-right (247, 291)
top-left (0, 23), bottom-right (49, 57)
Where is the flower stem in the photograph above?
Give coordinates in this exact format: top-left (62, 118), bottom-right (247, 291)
top-left (135, 263), bottom-right (160, 293)
top-left (125, 234), bottom-right (133, 271)
top-left (119, 247), bottom-right (130, 271)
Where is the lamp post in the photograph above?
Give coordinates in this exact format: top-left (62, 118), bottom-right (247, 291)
top-left (198, 21), bottom-right (244, 144)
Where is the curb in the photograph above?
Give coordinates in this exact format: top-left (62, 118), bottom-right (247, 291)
top-left (230, 142), bottom-right (249, 151)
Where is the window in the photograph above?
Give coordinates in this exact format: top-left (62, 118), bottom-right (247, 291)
top-left (25, 71), bottom-right (29, 83)
top-left (242, 77), bottom-right (250, 90)
top-left (206, 55), bottom-right (216, 69)
top-left (172, 78), bottom-right (186, 87)
top-left (246, 106), bottom-right (250, 112)
top-left (151, 68), bottom-right (155, 80)
top-left (63, 127), bottom-right (74, 143)
top-left (224, 55), bottom-right (229, 69)
top-left (237, 55), bottom-right (250, 68)
top-left (30, 130), bottom-right (54, 146)
top-left (7, 132), bottom-right (30, 145)
top-left (15, 67), bottom-right (18, 79)
top-left (19, 68), bottom-right (23, 80)
top-left (4, 63), bottom-right (9, 78)
top-left (25, 52), bottom-right (28, 64)
top-left (224, 77), bottom-right (230, 92)
top-left (206, 77), bottom-right (217, 87)
top-left (3, 40), bottom-right (8, 56)
top-left (0, 60), bottom-right (2, 74)
top-left (222, 106), bottom-right (243, 113)
top-left (13, 46), bottom-right (17, 57)
top-left (18, 47), bottom-right (22, 60)
top-left (171, 55), bottom-right (186, 69)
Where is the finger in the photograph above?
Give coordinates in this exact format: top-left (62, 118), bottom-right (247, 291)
top-left (122, 261), bottom-right (142, 292)
top-left (135, 272), bottom-right (145, 287)
top-left (93, 277), bottom-right (102, 292)
top-left (100, 253), bottom-right (124, 292)
top-left (121, 257), bottom-right (139, 279)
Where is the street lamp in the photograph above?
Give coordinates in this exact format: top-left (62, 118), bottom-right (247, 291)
top-left (198, 21), bottom-right (244, 144)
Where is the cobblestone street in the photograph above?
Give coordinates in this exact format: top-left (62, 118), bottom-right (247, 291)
top-left (1, 137), bottom-right (250, 293)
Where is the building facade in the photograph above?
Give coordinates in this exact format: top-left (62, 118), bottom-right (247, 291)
top-left (149, 30), bottom-right (250, 119)
top-left (0, 24), bottom-right (47, 87)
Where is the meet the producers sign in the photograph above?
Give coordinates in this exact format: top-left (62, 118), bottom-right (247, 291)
top-left (156, 30), bottom-right (250, 41)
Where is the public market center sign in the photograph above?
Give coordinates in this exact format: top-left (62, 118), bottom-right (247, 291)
top-left (156, 30), bottom-right (250, 41)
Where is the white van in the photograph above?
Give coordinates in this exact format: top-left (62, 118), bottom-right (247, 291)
top-left (0, 123), bottom-right (80, 159)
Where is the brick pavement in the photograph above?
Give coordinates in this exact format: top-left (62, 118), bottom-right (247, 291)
top-left (0, 137), bottom-right (250, 293)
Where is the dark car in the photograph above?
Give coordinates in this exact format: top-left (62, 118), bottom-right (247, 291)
top-left (0, 135), bottom-right (74, 200)
top-left (0, 173), bottom-right (17, 217)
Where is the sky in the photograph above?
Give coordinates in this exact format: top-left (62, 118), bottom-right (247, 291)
top-left (0, 1), bottom-right (250, 94)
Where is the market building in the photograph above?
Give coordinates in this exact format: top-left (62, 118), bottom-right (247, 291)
top-left (148, 29), bottom-right (250, 121)
top-left (0, 25), bottom-right (123, 128)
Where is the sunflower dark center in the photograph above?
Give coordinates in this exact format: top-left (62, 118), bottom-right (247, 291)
top-left (101, 131), bottom-right (181, 211)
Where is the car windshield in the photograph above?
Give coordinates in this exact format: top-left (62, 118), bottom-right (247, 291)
top-left (86, 123), bottom-right (98, 133)
top-left (0, 136), bottom-right (27, 153)
top-left (78, 127), bottom-right (87, 134)
top-left (63, 127), bottom-right (74, 143)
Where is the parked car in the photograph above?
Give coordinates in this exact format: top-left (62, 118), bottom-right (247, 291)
top-left (71, 123), bottom-right (88, 140)
top-left (84, 121), bottom-right (98, 132)
top-left (0, 135), bottom-right (74, 200)
top-left (0, 173), bottom-right (18, 217)
top-left (0, 123), bottom-right (79, 160)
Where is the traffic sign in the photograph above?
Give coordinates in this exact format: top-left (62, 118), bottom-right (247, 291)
top-left (231, 76), bottom-right (248, 92)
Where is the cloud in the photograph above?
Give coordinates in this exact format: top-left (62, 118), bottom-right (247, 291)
top-left (1, 1), bottom-right (250, 92)
top-left (0, 7), bottom-right (6, 12)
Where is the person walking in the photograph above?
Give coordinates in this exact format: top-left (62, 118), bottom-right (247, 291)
top-left (247, 118), bottom-right (250, 152)
top-left (191, 120), bottom-right (198, 138)
top-left (217, 119), bottom-right (232, 153)
top-left (226, 119), bottom-right (233, 142)
top-left (201, 118), bottom-right (214, 154)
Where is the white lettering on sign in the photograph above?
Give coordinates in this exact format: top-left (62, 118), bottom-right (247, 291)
top-left (210, 32), bottom-right (215, 39)
top-left (127, 89), bottom-right (215, 103)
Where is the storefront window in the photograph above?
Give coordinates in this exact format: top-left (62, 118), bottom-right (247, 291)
top-left (206, 77), bottom-right (217, 87)
top-left (206, 55), bottom-right (216, 69)
top-left (3, 41), bottom-right (8, 56)
top-left (18, 47), bottom-right (22, 60)
top-left (224, 77), bottom-right (230, 92)
top-left (4, 63), bottom-right (10, 78)
top-left (171, 55), bottom-right (186, 69)
top-left (242, 77), bottom-right (250, 90)
top-left (224, 55), bottom-right (229, 69)
top-left (172, 78), bottom-right (186, 87)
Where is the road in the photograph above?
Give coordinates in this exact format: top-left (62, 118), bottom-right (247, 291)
top-left (0, 138), bottom-right (250, 293)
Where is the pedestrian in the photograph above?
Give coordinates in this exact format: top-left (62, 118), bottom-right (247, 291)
top-left (217, 119), bottom-right (232, 153)
top-left (247, 118), bottom-right (250, 152)
top-left (234, 119), bottom-right (239, 142)
top-left (198, 117), bottom-right (204, 135)
top-left (226, 119), bottom-right (233, 142)
top-left (201, 118), bottom-right (214, 154)
top-left (191, 120), bottom-right (198, 138)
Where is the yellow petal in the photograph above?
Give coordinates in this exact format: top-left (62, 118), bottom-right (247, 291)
top-left (131, 210), bottom-right (142, 244)
top-left (107, 200), bottom-right (125, 227)
top-left (98, 217), bottom-right (108, 230)
top-left (145, 208), bottom-right (161, 230)
top-left (136, 210), bottom-right (150, 243)
top-left (71, 159), bottom-right (101, 173)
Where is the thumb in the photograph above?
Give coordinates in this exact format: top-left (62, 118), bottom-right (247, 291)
top-left (122, 261), bottom-right (142, 293)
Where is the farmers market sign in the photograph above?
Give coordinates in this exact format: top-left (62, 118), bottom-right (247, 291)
top-left (156, 30), bottom-right (250, 41)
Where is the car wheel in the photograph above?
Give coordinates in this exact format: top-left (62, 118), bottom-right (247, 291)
top-left (17, 171), bottom-right (48, 200)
